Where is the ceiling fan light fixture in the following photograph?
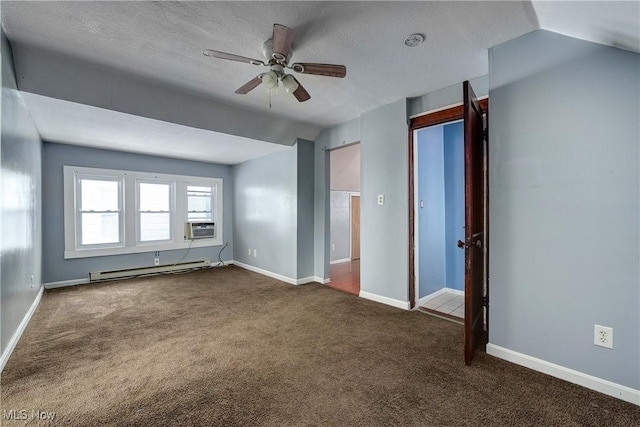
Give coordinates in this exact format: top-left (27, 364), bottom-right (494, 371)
top-left (281, 74), bottom-right (299, 94)
top-left (291, 63), bottom-right (305, 73)
top-left (262, 70), bottom-right (279, 88)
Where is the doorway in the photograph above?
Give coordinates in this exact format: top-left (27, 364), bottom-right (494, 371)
top-left (415, 121), bottom-right (465, 321)
top-left (408, 81), bottom-right (488, 365)
top-left (328, 143), bottom-right (361, 295)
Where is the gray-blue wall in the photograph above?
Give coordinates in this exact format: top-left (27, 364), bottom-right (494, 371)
top-left (417, 121), bottom-right (465, 297)
top-left (233, 146), bottom-right (298, 279)
top-left (12, 44), bottom-right (320, 146)
top-left (409, 75), bottom-right (488, 118)
top-left (417, 126), bottom-right (446, 298)
top-left (489, 30), bottom-right (639, 389)
top-left (41, 143), bottom-right (234, 283)
top-left (1, 28), bottom-right (43, 358)
top-left (315, 102), bottom-right (409, 302)
top-left (315, 79), bottom-right (488, 303)
top-left (443, 122), bottom-right (465, 292)
top-left (296, 139), bottom-right (315, 279)
top-left (359, 99), bottom-right (409, 302)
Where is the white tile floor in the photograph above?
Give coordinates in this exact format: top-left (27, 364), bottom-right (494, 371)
top-left (422, 290), bottom-right (464, 319)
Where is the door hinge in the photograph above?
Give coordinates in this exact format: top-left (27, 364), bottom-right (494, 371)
top-left (483, 129), bottom-right (488, 141)
top-left (483, 296), bottom-right (489, 307)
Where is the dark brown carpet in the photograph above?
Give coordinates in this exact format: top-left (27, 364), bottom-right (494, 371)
top-left (2, 266), bottom-right (638, 426)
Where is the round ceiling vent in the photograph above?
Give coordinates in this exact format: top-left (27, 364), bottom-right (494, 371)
top-left (404, 33), bottom-right (425, 47)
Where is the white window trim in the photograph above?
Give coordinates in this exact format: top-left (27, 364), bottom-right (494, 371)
top-left (63, 166), bottom-right (223, 259)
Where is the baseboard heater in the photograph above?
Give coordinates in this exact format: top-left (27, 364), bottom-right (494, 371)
top-left (89, 260), bottom-right (211, 282)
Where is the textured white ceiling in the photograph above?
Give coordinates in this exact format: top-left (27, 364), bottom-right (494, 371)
top-left (2, 1), bottom-right (539, 127)
top-left (2, 1), bottom-right (638, 164)
top-left (532, 1), bottom-right (640, 53)
top-left (21, 93), bottom-right (289, 165)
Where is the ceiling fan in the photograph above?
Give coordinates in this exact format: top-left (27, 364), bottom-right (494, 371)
top-left (204, 24), bottom-right (346, 103)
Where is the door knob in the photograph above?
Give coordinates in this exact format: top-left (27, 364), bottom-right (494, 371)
top-left (458, 239), bottom-right (482, 249)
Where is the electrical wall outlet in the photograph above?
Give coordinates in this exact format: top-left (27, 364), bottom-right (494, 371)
top-left (331, 244), bottom-right (335, 251)
top-left (248, 248), bottom-right (252, 256)
top-left (377, 194), bottom-right (385, 205)
top-left (154, 257), bottom-right (160, 266)
top-left (253, 249), bottom-right (257, 257)
top-left (594, 325), bottom-right (613, 349)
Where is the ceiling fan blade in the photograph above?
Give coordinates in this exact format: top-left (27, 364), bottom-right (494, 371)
top-left (203, 49), bottom-right (265, 66)
top-left (291, 77), bottom-right (310, 102)
top-left (272, 24), bottom-right (295, 61)
top-left (235, 76), bottom-right (263, 94)
top-left (291, 63), bottom-right (346, 78)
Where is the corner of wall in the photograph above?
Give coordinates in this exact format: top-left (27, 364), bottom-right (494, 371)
top-left (1, 25), bottom-right (44, 365)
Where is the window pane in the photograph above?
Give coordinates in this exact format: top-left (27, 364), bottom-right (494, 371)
top-left (81, 212), bottom-right (120, 245)
top-left (81, 179), bottom-right (119, 211)
top-left (139, 183), bottom-right (170, 211)
top-left (140, 212), bottom-right (171, 241)
top-left (187, 212), bottom-right (213, 222)
top-left (187, 185), bottom-right (212, 222)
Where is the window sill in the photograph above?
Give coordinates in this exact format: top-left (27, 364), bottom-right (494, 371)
top-left (64, 238), bottom-right (224, 259)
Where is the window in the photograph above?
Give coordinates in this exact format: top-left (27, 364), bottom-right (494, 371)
top-left (187, 185), bottom-right (213, 222)
top-left (138, 181), bottom-right (173, 242)
top-left (77, 176), bottom-right (123, 247)
top-left (64, 166), bottom-right (223, 259)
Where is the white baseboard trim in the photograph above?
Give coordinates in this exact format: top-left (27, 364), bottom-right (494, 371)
top-left (486, 343), bottom-right (640, 406)
top-left (44, 278), bottom-right (90, 289)
top-left (315, 276), bottom-right (331, 284)
top-left (1, 285), bottom-right (44, 372)
top-left (330, 258), bottom-right (351, 265)
top-left (359, 291), bottom-right (410, 310)
top-left (445, 287), bottom-right (464, 296)
top-left (233, 261), bottom-right (310, 286)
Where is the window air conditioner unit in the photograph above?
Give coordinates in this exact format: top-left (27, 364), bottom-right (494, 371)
top-left (185, 222), bottom-right (216, 240)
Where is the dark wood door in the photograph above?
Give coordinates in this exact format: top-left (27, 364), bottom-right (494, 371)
top-left (463, 81), bottom-right (486, 366)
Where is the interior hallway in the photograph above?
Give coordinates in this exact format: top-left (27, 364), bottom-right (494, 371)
top-left (328, 260), bottom-right (360, 295)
